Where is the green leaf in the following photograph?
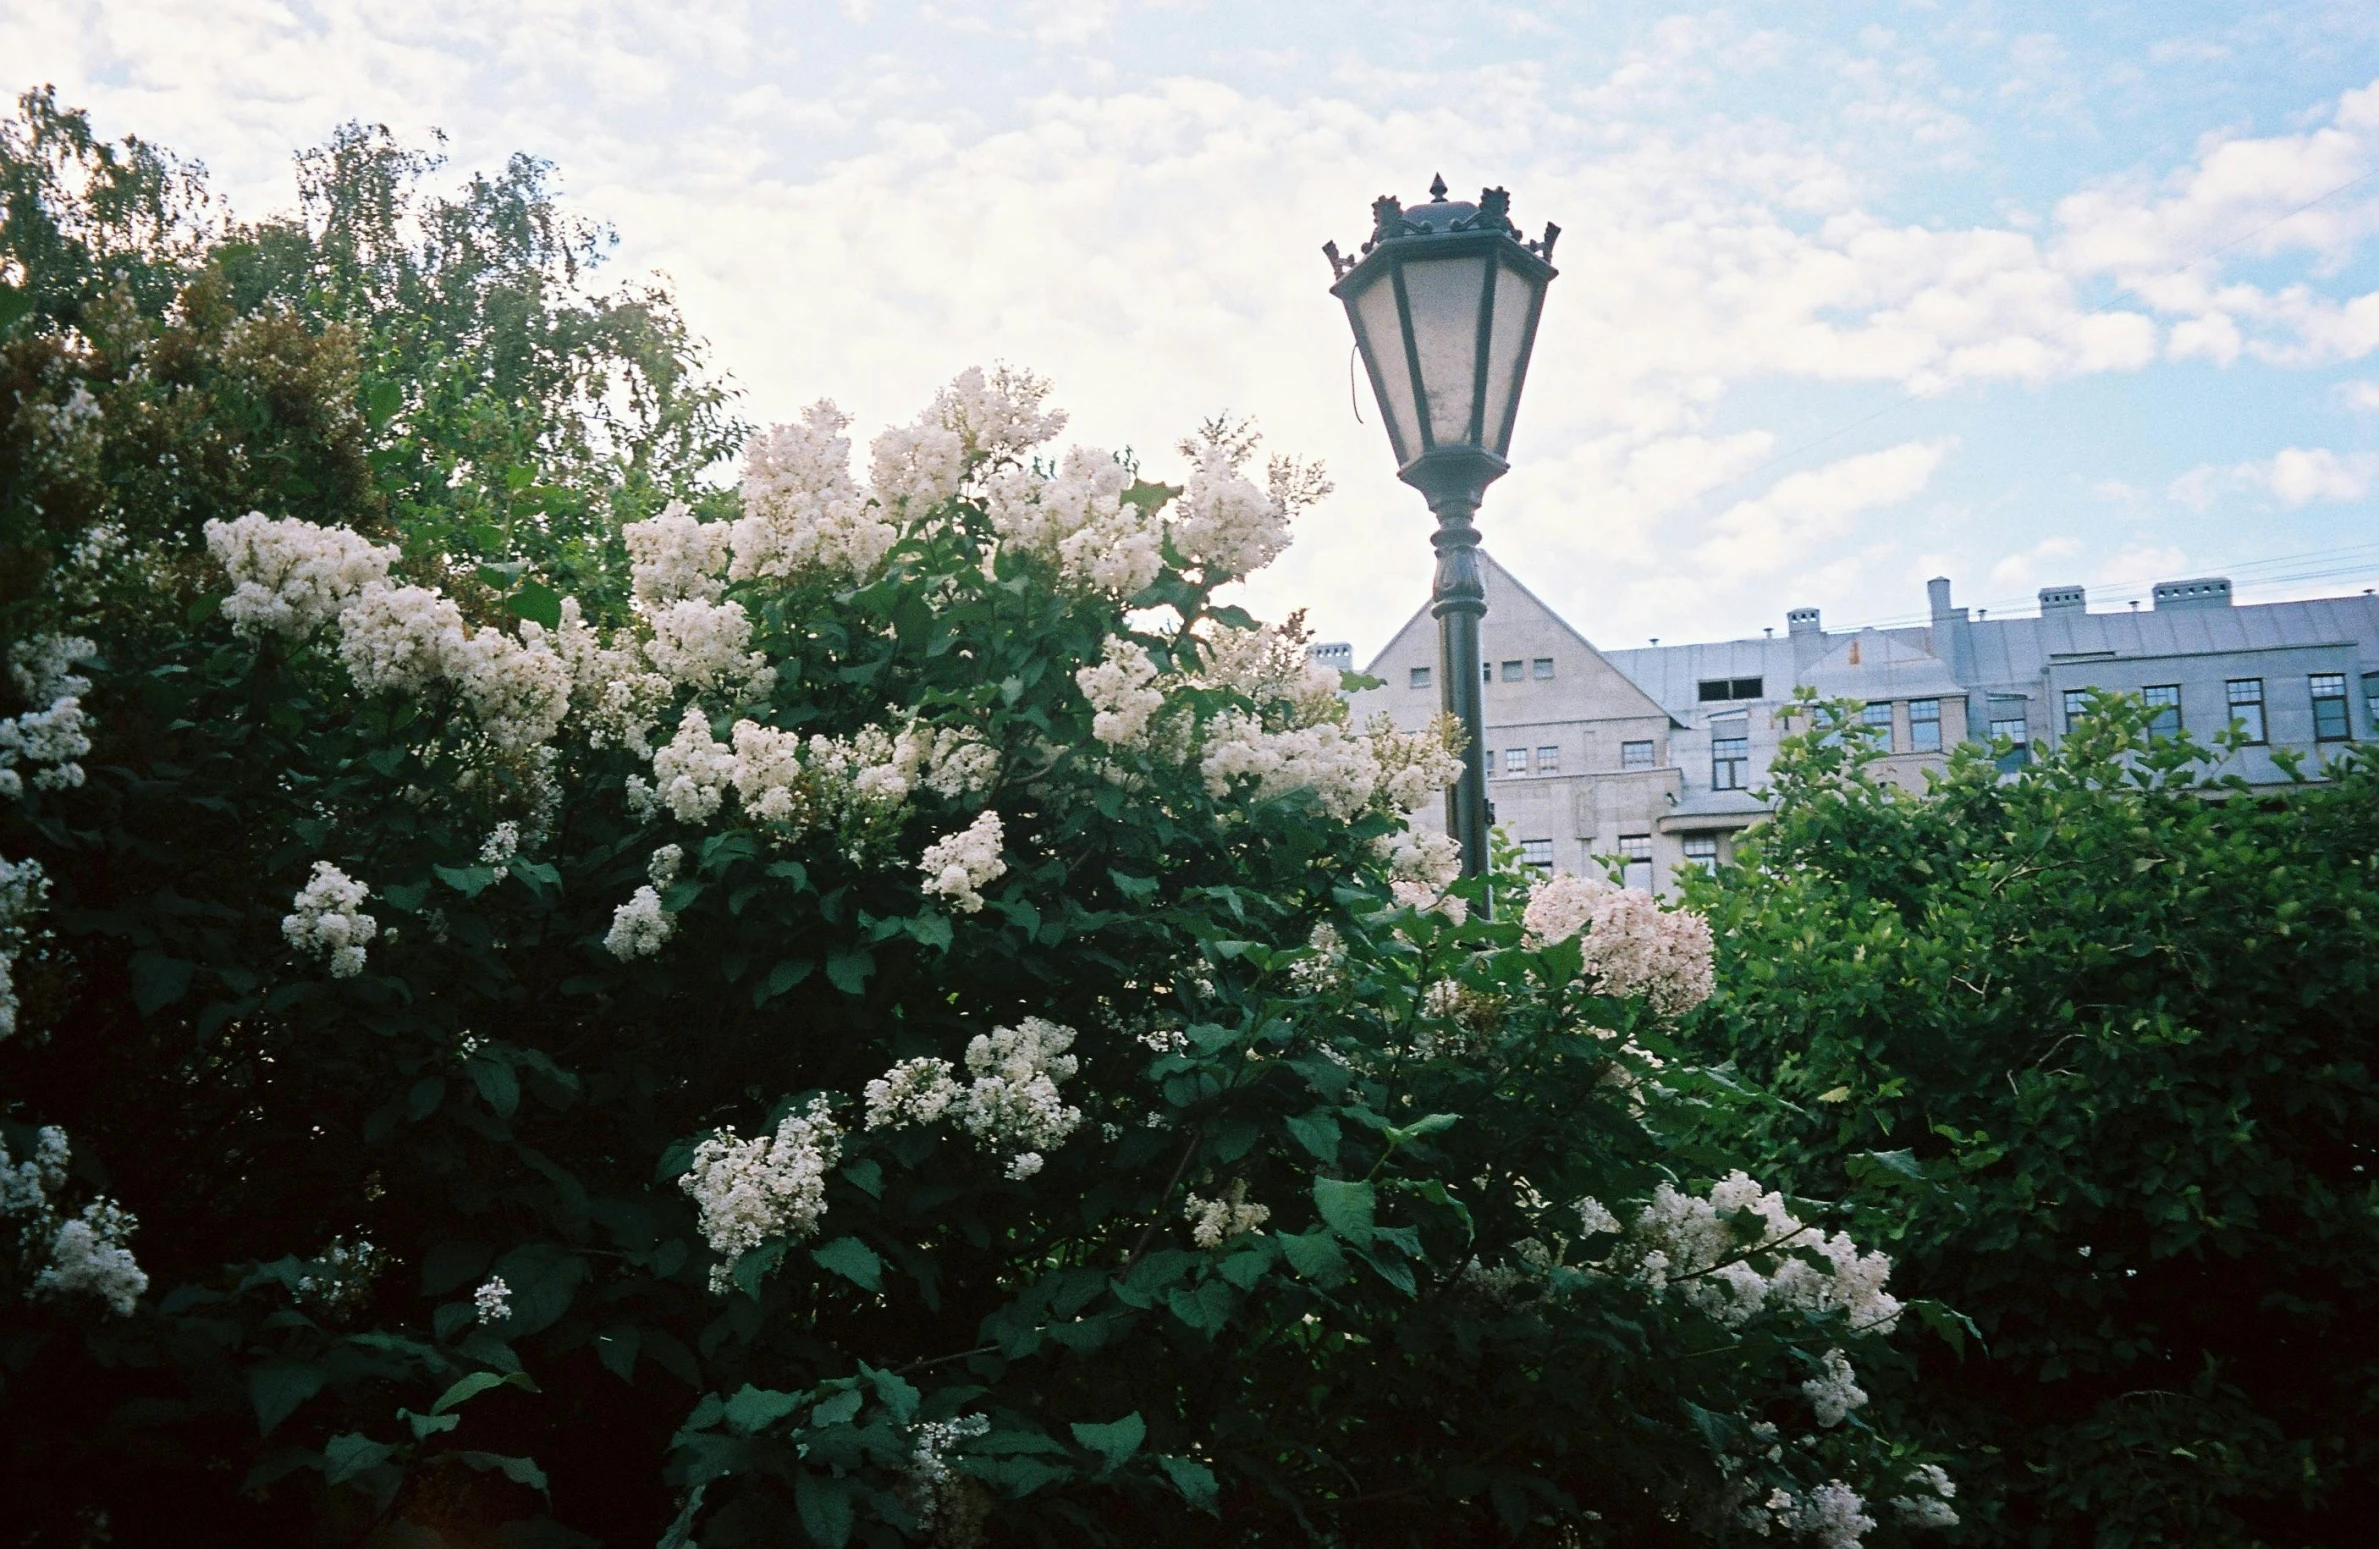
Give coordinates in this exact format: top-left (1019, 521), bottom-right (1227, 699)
top-left (129, 951), bottom-right (197, 1015)
top-left (432, 1369), bottom-right (540, 1415)
top-left (907, 911), bottom-right (954, 950)
top-left (1313, 1177), bottom-right (1376, 1244)
top-left (812, 1236), bottom-right (883, 1292)
top-left (722, 1385), bottom-right (803, 1435)
top-left (1284, 1110), bottom-right (1340, 1164)
top-left (1109, 869), bottom-right (1161, 902)
top-left (1158, 1454), bottom-right (1219, 1514)
top-left (754, 956), bottom-right (813, 1007)
top-left (1070, 1411), bottom-right (1146, 1472)
top-left (434, 864), bottom-right (500, 898)
top-left (1279, 1229), bottom-right (1347, 1285)
top-left (506, 578), bottom-right (563, 629)
top-left (840, 1159), bottom-right (884, 1198)
top-left (400, 1408), bottom-right (460, 1441)
top-left (457, 1450), bottom-right (549, 1497)
top-left (322, 1432), bottom-right (396, 1485)
top-left (487, 1243), bottom-right (586, 1337)
top-left (824, 948), bottom-right (874, 996)
top-left (364, 378), bottom-right (403, 426)
top-left (1382, 1112), bottom-right (1460, 1146)
top-left (250, 1360), bottom-right (324, 1435)
top-left (795, 1471), bottom-right (855, 1548)
top-left (810, 1388), bottom-right (864, 1427)
top-left (468, 1057), bottom-right (520, 1120)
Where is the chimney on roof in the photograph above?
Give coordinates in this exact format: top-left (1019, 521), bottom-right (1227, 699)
top-left (1786, 606), bottom-right (1825, 669)
top-left (1927, 577), bottom-right (1954, 618)
top-left (2039, 584), bottom-right (2086, 615)
top-left (2151, 577), bottom-right (2232, 611)
top-left (1786, 606), bottom-right (1821, 636)
top-left (1927, 575), bottom-right (1973, 679)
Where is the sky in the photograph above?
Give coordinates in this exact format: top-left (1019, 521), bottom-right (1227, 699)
top-left (8, 1), bottom-right (2379, 657)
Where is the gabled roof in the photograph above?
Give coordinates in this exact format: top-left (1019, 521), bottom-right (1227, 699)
top-left (1360, 550), bottom-right (1675, 724)
top-left (1802, 628), bottom-right (1965, 702)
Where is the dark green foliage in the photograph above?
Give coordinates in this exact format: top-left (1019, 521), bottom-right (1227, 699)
top-left (1684, 696), bottom-right (2379, 1546)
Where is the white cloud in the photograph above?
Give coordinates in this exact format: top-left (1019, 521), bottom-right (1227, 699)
top-left (1990, 534), bottom-right (2082, 588)
top-left (2340, 378), bottom-right (2379, 411)
top-left (1695, 440), bottom-right (1954, 580)
top-left (2169, 446), bottom-right (2379, 509)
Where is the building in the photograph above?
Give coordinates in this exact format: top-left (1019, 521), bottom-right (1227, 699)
top-left (1340, 556), bottom-right (2379, 893)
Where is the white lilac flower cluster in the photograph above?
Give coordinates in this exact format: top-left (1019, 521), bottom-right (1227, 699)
top-left (898, 1412), bottom-right (993, 1549)
top-left (293, 1238), bottom-right (386, 1318)
top-left (605, 886), bottom-right (675, 961)
top-left (1389, 878), bottom-right (1468, 925)
top-left (918, 810), bottom-right (1006, 914)
top-left (1377, 827), bottom-right (1464, 893)
top-left (1184, 1180), bottom-right (1270, 1248)
top-left (0, 854), bottom-right (52, 1040)
top-left (1, 1126), bottom-right (147, 1317)
top-left (984, 446), bottom-right (1164, 599)
top-left (1520, 870), bottom-right (1716, 1017)
top-left (680, 1098), bottom-right (844, 1293)
top-left (1801, 1347), bottom-right (1868, 1428)
top-left (1076, 636), bottom-right (1165, 749)
top-left (622, 500), bottom-right (731, 603)
top-left (473, 1275), bottom-right (513, 1324)
top-left (861, 1017), bottom-right (1084, 1178)
top-left (479, 821), bottom-right (520, 880)
top-left (0, 634), bottom-right (97, 800)
top-left (1888, 1465), bottom-right (1959, 1529)
top-left (1754, 1481), bottom-right (1878, 1549)
top-left (205, 513), bottom-right (571, 752)
top-left (644, 708), bottom-right (997, 851)
top-left (282, 861), bottom-right (377, 979)
top-left (203, 512), bottom-right (397, 640)
top-left (1575, 1172), bottom-right (1903, 1344)
top-left (1170, 442), bottom-right (1294, 581)
top-left (1287, 921), bottom-right (1347, 993)
top-left (733, 403), bottom-right (899, 586)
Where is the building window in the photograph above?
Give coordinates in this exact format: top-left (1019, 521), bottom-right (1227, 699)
top-left (1504, 747), bottom-right (1528, 775)
top-left (1409, 665), bottom-right (1431, 690)
top-left (2311, 673), bottom-right (2349, 742)
top-left (1862, 701), bottom-right (1895, 752)
top-left (1681, 834), bottom-right (1719, 869)
top-left (1711, 716), bottom-right (1749, 790)
top-left (1909, 698), bottom-right (1941, 752)
top-left (1535, 745), bottom-right (1560, 775)
top-left (1519, 839), bottom-right (1554, 873)
top-left (2142, 684), bottom-right (2181, 738)
top-left (1482, 663), bottom-right (1492, 684)
top-left (1697, 676), bottom-right (1764, 702)
top-left (2062, 689), bottom-right (2090, 731)
top-left (2365, 671), bottom-right (2379, 731)
top-left (2226, 678), bottom-right (2266, 744)
top-left (1532, 657), bottom-right (1555, 680)
top-left (1621, 739), bottom-right (1654, 770)
top-left (1989, 715), bottom-right (2030, 772)
top-left (1617, 834), bottom-right (1653, 891)
top-left (1501, 659), bottom-right (1524, 682)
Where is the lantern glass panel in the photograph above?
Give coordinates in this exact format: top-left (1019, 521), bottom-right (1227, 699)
top-left (1398, 253), bottom-right (1493, 450)
top-left (1479, 253), bottom-right (1543, 458)
top-left (1349, 271), bottom-right (1423, 465)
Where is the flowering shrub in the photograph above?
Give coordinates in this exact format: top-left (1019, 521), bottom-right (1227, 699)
top-left (1683, 697), bottom-right (2379, 1545)
top-left (0, 99), bottom-right (1959, 1546)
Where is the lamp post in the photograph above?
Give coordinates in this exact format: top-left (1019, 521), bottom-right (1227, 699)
top-left (1326, 176), bottom-right (1559, 879)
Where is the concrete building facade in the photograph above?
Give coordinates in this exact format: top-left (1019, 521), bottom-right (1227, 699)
top-left (1342, 556), bottom-right (2379, 893)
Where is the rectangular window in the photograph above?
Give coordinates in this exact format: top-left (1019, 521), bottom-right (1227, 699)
top-left (1681, 834), bottom-right (1719, 868)
top-left (1989, 715), bottom-right (2029, 772)
top-left (2063, 688), bottom-right (2090, 731)
top-left (1504, 747), bottom-right (1528, 775)
top-left (1617, 834), bottom-right (1653, 891)
top-left (1862, 701), bottom-right (1895, 752)
top-left (1482, 663), bottom-right (1492, 684)
top-left (1501, 659), bottom-right (1524, 682)
top-left (1621, 739), bottom-right (1654, 770)
top-left (1535, 745), bottom-right (1560, 775)
top-left (2365, 671), bottom-right (2379, 730)
top-left (2226, 678), bottom-right (2267, 744)
top-left (1532, 657), bottom-right (1555, 679)
top-left (1909, 698), bottom-right (1942, 752)
top-left (1519, 839), bottom-right (1554, 873)
top-left (1697, 676), bottom-right (1766, 703)
top-left (1409, 665), bottom-right (1431, 690)
top-left (2311, 673), bottom-right (2349, 742)
top-left (1711, 716), bottom-right (1750, 790)
top-left (2143, 684), bottom-right (2181, 739)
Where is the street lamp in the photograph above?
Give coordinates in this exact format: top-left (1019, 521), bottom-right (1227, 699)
top-left (1326, 175), bottom-right (1559, 879)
